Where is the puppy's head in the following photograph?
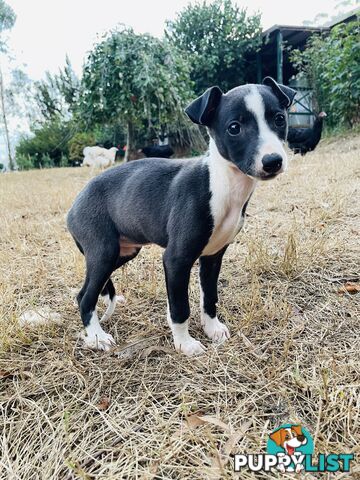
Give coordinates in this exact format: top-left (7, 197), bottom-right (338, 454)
top-left (185, 77), bottom-right (296, 180)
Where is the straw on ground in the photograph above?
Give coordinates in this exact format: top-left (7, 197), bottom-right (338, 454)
top-left (0, 134), bottom-right (359, 479)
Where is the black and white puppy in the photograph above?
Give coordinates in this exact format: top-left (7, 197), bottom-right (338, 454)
top-left (67, 77), bottom-right (296, 356)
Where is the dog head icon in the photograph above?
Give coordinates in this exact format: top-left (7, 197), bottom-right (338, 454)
top-left (270, 425), bottom-right (307, 455)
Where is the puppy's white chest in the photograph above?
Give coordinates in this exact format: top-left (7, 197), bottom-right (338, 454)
top-left (202, 142), bottom-right (256, 256)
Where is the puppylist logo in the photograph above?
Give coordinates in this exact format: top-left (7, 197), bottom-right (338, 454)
top-left (234, 423), bottom-right (354, 474)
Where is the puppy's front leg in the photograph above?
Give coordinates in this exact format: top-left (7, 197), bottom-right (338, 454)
top-left (163, 251), bottom-right (206, 356)
top-left (199, 247), bottom-right (230, 343)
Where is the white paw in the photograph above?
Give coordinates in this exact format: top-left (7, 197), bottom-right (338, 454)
top-left (175, 337), bottom-right (206, 356)
top-left (116, 295), bottom-right (126, 304)
top-left (102, 295), bottom-right (126, 307)
top-left (102, 294), bottom-right (126, 306)
top-left (202, 315), bottom-right (230, 343)
top-left (82, 331), bottom-right (116, 351)
top-left (168, 317), bottom-right (206, 356)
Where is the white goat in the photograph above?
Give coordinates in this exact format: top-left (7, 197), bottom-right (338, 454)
top-left (82, 146), bottom-right (118, 168)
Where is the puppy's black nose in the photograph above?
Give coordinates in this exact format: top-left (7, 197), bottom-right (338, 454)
top-left (262, 154), bottom-right (282, 174)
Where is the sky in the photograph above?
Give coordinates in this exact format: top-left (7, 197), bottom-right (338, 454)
top-left (5, 0), bottom-right (352, 80)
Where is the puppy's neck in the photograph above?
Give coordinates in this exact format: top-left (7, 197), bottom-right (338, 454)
top-left (206, 137), bottom-right (256, 221)
top-left (207, 137), bottom-right (256, 190)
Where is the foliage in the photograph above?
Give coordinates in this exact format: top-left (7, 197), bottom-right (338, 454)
top-left (79, 25), bottom-right (195, 159)
top-left (165, 0), bottom-right (262, 94)
top-left (0, 0), bottom-right (15, 51)
top-left (92, 123), bottom-right (126, 150)
top-left (16, 117), bottom-right (72, 169)
top-left (34, 56), bottom-right (80, 121)
top-left (68, 131), bottom-right (95, 163)
top-left (14, 22), bottom-right (208, 169)
top-left (291, 20), bottom-right (360, 128)
top-left (15, 153), bottom-right (33, 170)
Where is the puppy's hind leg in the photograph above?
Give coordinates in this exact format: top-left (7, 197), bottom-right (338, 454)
top-left (100, 280), bottom-right (126, 322)
top-left (100, 279), bottom-right (118, 323)
top-left (80, 243), bottom-right (119, 351)
top-left (99, 248), bottom-right (141, 325)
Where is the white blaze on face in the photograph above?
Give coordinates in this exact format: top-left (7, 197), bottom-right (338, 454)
top-left (244, 86), bottom-right (287, 175)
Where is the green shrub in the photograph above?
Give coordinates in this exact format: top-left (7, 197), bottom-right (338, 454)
top-left (16, 117), bottom-right (71, 169)
top-left (40, 153), bottom-right (53, 168)
top-left (16, 153), bottom-right (36, 170)
top-left (291, 20), bottom-right (360, 129)
top-left (59, 154), bottom-right (69, 167)
top-left (68, 131), bottom-right (95, 164)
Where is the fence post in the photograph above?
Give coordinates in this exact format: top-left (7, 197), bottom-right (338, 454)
top-left (276, 30), bottom-right (283, 84)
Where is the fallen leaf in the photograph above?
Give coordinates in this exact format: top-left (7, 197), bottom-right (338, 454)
top-left (221, 420), bottom-right (252, 457)
top-left (0, 370), bottom-right (13, 378)
top-left (115, 335), bottom-right (163, 360)
top-left (140, 345), bottom-right (173, 359)
top-left (96, 397), bottom-right (110, 411)
top-left (208, 454), bottom-right (223, 480)
top-left (186, 414), bottom-right (207, 429)
top-left (338, 282), bottom-right (360, 295)
top-left (141, 460), bottom-right (160, 480)
top-left (207, 420), bottom-right (252, 480)
top-left (240, 333), bottom-right (269, 360)
top-left (199, 415), bottom-right (231, 432)
top-left (186, 414), bottom-right (230, 432)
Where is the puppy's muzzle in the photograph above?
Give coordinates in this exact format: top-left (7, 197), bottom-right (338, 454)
top-left (262, 153), bottom-right (283, 174)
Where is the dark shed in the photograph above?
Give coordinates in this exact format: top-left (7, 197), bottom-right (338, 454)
top-left (250, 8), bottom-right (359, 125)
top-left (256, 25), bottom-right (328, 85)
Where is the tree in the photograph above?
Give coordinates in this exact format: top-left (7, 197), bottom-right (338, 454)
top-left (13, 62), bottom-right (80, 170)
top-left (165, 0), bottom-right (262, 95)
top-left (34, 56), bottom-right (79, 122)
top-left (0, 0), bottom-right (15, 36)
top-left (78, 26), bottom-right (195, 161)
top-left (291, 20), bottom-right (360, 128)
top-left (0, 0), bottom-right (16, 170)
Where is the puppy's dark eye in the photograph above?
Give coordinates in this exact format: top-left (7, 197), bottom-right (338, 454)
top-left (274, 113), bottom-right (286, 127)
top-left (227, 121), bottom-right (241, 136)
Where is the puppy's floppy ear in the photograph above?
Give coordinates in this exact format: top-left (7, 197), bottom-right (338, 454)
top-left (263, 76), bottom-right (296, 108)
top-left (185, 86), bottom-right (223, 126)
top-left (270, 428), bottom-right (285, 446)
top-left (292, 425), bottom-right (303, 436)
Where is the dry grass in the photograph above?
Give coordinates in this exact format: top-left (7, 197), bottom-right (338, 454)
top-left (0, 134), bottom-right (359, 479)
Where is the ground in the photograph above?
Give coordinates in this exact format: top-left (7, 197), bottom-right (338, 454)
top-left (0, 134), bottom-right (359, 480)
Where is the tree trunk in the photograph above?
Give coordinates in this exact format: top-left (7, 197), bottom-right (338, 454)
top-left (0, 63), bottom-right (14, 171)
top-left (124, 120), bottom-right (136, 162)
